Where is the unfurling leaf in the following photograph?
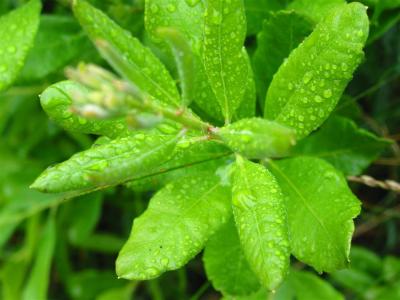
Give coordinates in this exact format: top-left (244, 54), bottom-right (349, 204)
top-left (116, 171), bottom-right (231, 280)
top-left (264, 3), bottom-right (369, 139)
top-left (203, 0), bottom-right (248, 123)
top-left (73, 0), bottom-right (180, 107)
top-left (0, 0), bottom-right (41, 92)
top-left (31, 133), bottom-right (179, 193)
top-left (233, 157), bottom-right (290, 290)
top-left (40, 80), bottom-right (130, 138)
top-left (216, 118), bottom-right (296, 159)
top-left (156, 27), bottom-right (195, 107)
top-left (268, 157), bottom-right (361, 273)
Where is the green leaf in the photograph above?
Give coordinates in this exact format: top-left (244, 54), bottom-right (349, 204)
top-left (330, 247), bottom-right (382, 294)
top-left (19, 15), bottom-right (93, 82)
top-left (217, 118), bottom-right (296, 159)
top-left (0, 0), bottom-right (41, 92)
top-left (244, 0), bottom-right (287, 35)
top-left (383, 256), bottom-right (400, 282)
top-left (68, 270), bottom-right (125, 300)
top-left (144, 0), bottom-right (223, 123)
top-left (292, 116), bottom-right (390, 175)
top-left (67, 193), bottom-right (103, 244)
top-left (145, 0), bottom-right (204, 47)
top-left (40, 81), bottom-right (131, 138)
top-left (31, 132), bottom-right (179, 193)
top-left (202, 0), bottom-right (248, 123)
top-left (22, 214), bottom-right (56, 300)
top-left (127, 139), bottom-right (231, 191)
top-left (232, 157), bottom-right (290, 290)
top-left (116, 171), bottom-right (232, 280)
top-left (156, 27), bottom-right (195, 107)
top-left (234, 51), bottom-right (256, 120)
top-left (203, 218), bottom-right (260, 296)
top-left (73, 0), bottom-right (180, 107)
top-left (268, 157), bottom-right (361, 273)
top-left (275, 270), bottom-right (344, 300)
top-left (252, 11), bottom-right (313, 103)
top-left (264, 3), bottom-right (369, 139)
top-left (288, 0), bottom-right (345, 23)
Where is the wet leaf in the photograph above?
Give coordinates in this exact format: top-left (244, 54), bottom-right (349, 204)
top-left (233, 157), bottom-right (290, 290)
top-left (268, 157), bottom-right (361, 273)
top-left (156, 27), bottom-right (195, 107)
top-left (73, 0), bottom-right (180, 106)
top-left (292, 116), bottom-right (391, 175)
top-left (40, 80), bottom-right (131, 138)
top-left (202, 0), bottom-right (248, 123)
top-left (0, 0), bottom-right (41, 92)
top-left (264, 3), bottom-right (369, 139)
top-left (203, 218), bottom-right (260, 296)
top-left (288, 0), bottom-right (345, 23)
top-left (116, 171), bottom-right (231, 279)
top-left (31, 133), bottom-right (179, 193)
top-left (217, 118), bottom-right (296, 159)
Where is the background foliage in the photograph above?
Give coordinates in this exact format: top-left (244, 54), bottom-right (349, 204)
top-left (0, 0), bottom-right (399, 299)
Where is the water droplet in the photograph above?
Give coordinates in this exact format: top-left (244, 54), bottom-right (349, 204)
top-left (323, 89), bottom-right (332, 98)
top-left (7, 46), bottom-right (16, 53)
top-left (135, 133), bottom-right (145, 140)
top-left (145, 268), bottom-right (159, 277)
top-left (288, 83), bottom-right (293, 90)
top-left (302, 72), bottom-right (312, 84)
top-left (78, 117), bottom-right (87, 125)
top-left (160, 258), bottom-right (169, 266)
top-left (167, 4), bottom-right (176, 12)
top-left (314, 95), bottom-right (323, 103)
top-left (178, 141), bottom-right (190, 148)
top-left (150, 3), bottom-right (159, 13)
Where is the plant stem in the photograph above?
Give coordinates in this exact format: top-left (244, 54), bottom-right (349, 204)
top-left (126, 94), bottom-right (212, 133)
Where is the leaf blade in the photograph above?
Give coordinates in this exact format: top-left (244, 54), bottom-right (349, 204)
top-left (0, 0), bottom-right (41, 92)
top-left (73, 0), bottom-right (180, 106)
top-left (116, 171), bottom-right (232, 279)
top-left (232, 157), bottom-right (290, 290)
top-left (203, 0), bottom-right (248, 123)
top-left (217, 118), bottom-right (296, 159)
top-left (40, 80), bottom-right (131, 138)
top-left (203, 218), bottom-right (260, 296)
top-left (31, 133), bottom-right (178, 193)
top-left (264, 3), bottom-right (369, 139)
top-left (292, 116), bottom-right (391, 175)
top-left (268, 156), bottom-right (361, 273)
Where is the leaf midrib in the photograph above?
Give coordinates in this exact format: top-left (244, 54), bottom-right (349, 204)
top-left (268, 161), bottom-right (342, 256)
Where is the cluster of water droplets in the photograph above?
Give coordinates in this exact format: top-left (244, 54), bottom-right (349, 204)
top-left (0, 3), bottom-right (39, 91)
top-left (119, 174), bottom-right (231, 279)
top-left (232, 161), bottom-right (290, 288)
